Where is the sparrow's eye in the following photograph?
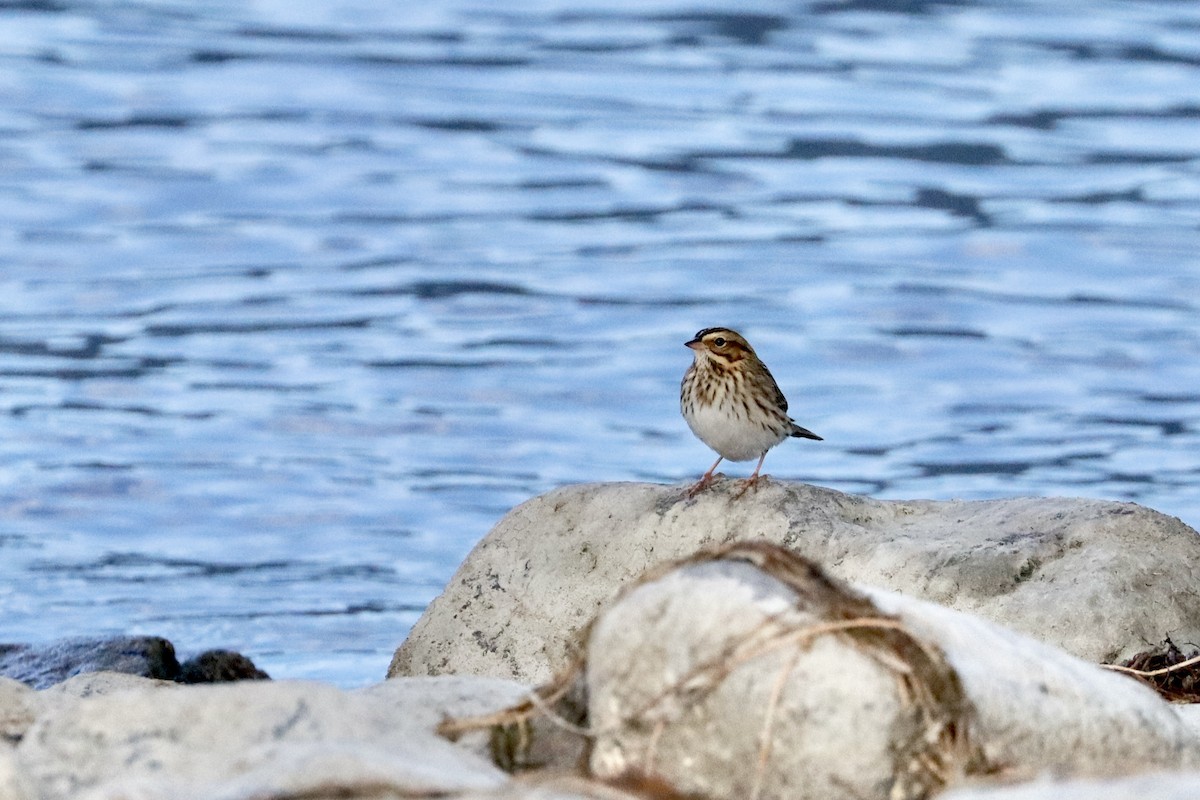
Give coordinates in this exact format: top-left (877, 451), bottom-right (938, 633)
top-left (713, 337), bottom-right (726, 346)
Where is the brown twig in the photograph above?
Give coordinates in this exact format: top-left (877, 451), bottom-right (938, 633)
top-left (750, 642), bottom-right (801, 800)
top-left (1102, 652), bottom-right (1200, 678)
top-left (624, 616), bottom-right (912, 725)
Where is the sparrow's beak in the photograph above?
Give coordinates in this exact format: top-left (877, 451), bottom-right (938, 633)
top-left (685, 338), bottom-right (703, 350)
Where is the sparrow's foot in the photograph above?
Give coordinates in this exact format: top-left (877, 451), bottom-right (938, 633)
top-left (733, 475), bottom-right (766, 499)
top-left (685, 472), bottom-right (719, 498)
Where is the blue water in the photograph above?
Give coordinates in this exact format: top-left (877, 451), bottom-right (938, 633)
top-left (1, 0), bottom-right (1198, 686)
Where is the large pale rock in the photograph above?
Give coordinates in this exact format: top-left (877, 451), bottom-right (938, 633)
top-left (0, 674), bottom-right (182, 766)
top-left (0, 679), bottom-right (38, 745)
top-left (588, 559), bottom-right (926, 800)
top-left (584, 545), bottom-right (1200, 800)
top-left (361, 674), bottom-right (531, 731)
top-left (38, 671), bottom-right (179, 702)
top-left (12, 676), bottom-right (526, 800)
top-left (0, 746), bottom-right (25, 800)
top-left (360, 675), bottom-right (534, 762)
top-left (391, 481), bottom-right (1200, 683)
top-left (456, 776), bottom-right (656, 800)
top-left (942, 772), bottom-right (1200, 800)
top-left (865, 586), bottom-right (1200, 779)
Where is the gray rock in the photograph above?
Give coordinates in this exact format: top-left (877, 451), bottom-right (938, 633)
top-left (12, 676), bottom-right (520, 800)
top-left (0, 637), bottom-right (180, 689)
top-left (0, 637), bottom-right (272, 691)
top-left (584, 544), bottom-right (1200, 800)
top-left (177, 649), bottom-right (270, 683)
top-left (390, 480), bottom-right (1200, 683)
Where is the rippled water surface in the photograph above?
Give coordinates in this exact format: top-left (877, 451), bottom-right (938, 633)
top-left (2, 0), bottom-right (1199, 685)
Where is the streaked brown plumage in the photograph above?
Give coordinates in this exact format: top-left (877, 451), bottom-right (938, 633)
top-left (680, 327), bottom-right (821, 495)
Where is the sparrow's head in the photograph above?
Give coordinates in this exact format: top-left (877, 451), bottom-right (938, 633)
top-left (685, 327), bottom-right (755, 366)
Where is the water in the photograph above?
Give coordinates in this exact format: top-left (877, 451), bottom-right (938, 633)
top-left (1, 0), bottom-right (1198, 686)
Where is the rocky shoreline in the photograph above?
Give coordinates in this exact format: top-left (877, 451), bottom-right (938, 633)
top-left (6, 479), bottom-right (1200, 799)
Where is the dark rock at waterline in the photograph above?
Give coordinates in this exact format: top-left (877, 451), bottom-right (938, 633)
top-left (0, 637), bottom-right (270, 689)
top-left (0, 636), bottom-right (181, 689)
top-left (178, 649), bottom-right (270, 683)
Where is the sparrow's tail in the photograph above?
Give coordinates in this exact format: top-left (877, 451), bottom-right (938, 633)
top-left (790, 424), bottom-right (823, 441)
